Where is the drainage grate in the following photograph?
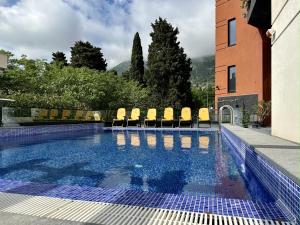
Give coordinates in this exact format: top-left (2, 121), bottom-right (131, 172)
top-left (0, 192), bottom-right (294, 225)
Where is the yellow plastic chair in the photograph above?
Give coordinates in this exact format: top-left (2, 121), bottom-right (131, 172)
top-left (197, 108), bottom-right (211, 127)
top-left (75, 110), bottom-right (84, 121)
top-left (61, 110), bottom-right (71, 120)
top-left (36, 109), bottom-right (48, 120)
top-left (161, 107), bottom-right (174, 127)
top-left (112, 108), bottom-right (126, 126)
top-left (127, 108), bottom-right (140, 127)
top-left (144, 108), bottom-right (157, 127)
top-left (94, 111), bottom-right (101, 121)
top-left (49, 109), bottom-right (58, 120)
top-left (85, 111), bottom-right (94, 121)
top-left (179, 107), bottom-right (192, 127)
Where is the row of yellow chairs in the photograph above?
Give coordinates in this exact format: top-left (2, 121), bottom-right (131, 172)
top-left (35, 109), bottom-right (101, 121)
top-left (112, 107), bottom-right (211, 127)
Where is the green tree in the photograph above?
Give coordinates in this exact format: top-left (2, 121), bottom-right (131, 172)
top-left (51, 51), bottom-right (68, 67)
top-left (147, 18), bottom-right (192, 108)
top-left (70, 41), bottom-right (107, 71)
top-left (129, 32), bottom-right (144, 84)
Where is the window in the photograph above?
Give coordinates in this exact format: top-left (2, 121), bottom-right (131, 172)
top-left (228, 66), bottom-right (236, 93)
top-left (228, 19), bottom-right (236, 46)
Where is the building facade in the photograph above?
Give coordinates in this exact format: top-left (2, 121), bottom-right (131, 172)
top-left (270, 0), bottom-right (300, 143)
top-left (215, 0), bottom-right (271, 117)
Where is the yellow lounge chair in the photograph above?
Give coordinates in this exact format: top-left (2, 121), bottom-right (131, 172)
top-left (197, 108), bottom-right (211, 127)
top-left (75, 110), bottom-right (84, 121)
top-left (127, 108), bottom-right (140, 127)
top-left (94, 111), bottom-right (101, 121)
top-left (112, 108), bottom-right (126, 126)
top-left (61, 110), bottom-right (71, 120)
top-left (161, 107), bottom-right (174, 127)
top-left (144, 108), bottom-right (157, 127)
top-left (179, 107), bottom-right (192, 127)
top-left (36, 109), bottom-right (48, 120)
top-left (49, 109), bottom-right (59, 120)
top-left (85, 111), bottom-right (94, 121)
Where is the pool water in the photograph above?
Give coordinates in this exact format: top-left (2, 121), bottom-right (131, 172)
top-left (0, 130), bottom-right (273, 202)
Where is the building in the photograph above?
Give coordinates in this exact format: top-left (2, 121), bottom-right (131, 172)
top-left (0, 53), bottom-right (8, 71)
top-left (270, 0), bottom-right (300, 143)
top-left (215, 0), bottom-right (271, 119)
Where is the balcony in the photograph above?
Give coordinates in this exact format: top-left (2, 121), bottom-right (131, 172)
top-left (247, 0), bottom-right (271, 29)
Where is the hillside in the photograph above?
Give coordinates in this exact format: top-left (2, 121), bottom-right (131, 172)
top-left (112, 55), bottom-right (215, 86)
top-left (191, 55), bottom-right (215, 86)
top-left (112, 60), bottom-right (130, 75)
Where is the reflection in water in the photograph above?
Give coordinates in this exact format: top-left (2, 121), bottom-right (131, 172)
top-left (93, 134), bottom-right (101, 144)
top-left (130, 132), bottom-right (140, 147)
top-left (199, 136), bottom-right (210, 150)
top-left (116, 132), bottom-right (126, 146)
top-left (0, 130), bottom-right (274, 201)
top-left (181, 135), bottom-right (192, 149)
top-left (163, 134), bottom-right (174, 150)
top-left (146, 133), bottom-right (156, 148)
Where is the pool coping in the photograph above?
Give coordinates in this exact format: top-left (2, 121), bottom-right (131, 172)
top-left (0, 192), bottom-right (293, 225)
top-left (0, 178), bottom-right (290, 222)
top-left (221, 124), bottom-right (300, 186)
top-left (221, 124), bottom-right (300, 224)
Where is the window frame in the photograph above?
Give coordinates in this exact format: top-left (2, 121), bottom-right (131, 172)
top-left (228, 18), bottom-right (236, 46)
top-left (228, 65), bottom-right (236, 93)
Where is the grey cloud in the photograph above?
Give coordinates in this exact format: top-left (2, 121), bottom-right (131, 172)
top-left (0, 0), bottom-right (214, 68)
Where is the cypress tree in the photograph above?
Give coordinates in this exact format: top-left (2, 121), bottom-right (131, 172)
top-left (147, 18), bottom-right (192, 107)
top-left (129, 32), bottom-right (144, 84)
top-left (70, 41), bottom-right (107, 71)
top-left (51, 51), bottom-right (68, 66)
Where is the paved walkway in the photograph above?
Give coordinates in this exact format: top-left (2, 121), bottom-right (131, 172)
top-left (222, 124), bottom-right (300, 185)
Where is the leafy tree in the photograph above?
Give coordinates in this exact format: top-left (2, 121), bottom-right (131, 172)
top-left (70, 41), bottom-right (107, 71)
top-left (129, 32), bottom-right (144, 84)
top-left (147, 18), bottom-right (192, 108)
top-left (51, 51), bottom-right (68, 66)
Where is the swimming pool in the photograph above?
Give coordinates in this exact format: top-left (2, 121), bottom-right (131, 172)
top-left (0, 130), bottom-right (272, 202)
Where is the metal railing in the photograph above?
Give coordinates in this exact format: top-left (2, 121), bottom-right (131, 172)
top-left (1, 106), bottom-right (258, 127)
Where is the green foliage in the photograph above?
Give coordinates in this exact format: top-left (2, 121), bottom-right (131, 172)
top-left (129, 32), bottom-right (144, 84)
top-left (146, 17), bottom-right (192, 108)
top-left (70, 41), bottom-right (107, 71)
top-left (191, 85), bottom-right (215, 110)
top-left (242, 103), bottom-right (250, 128)
top-left (51, 51), bottom-right (68, 67)
top-left (0, 54), bottom-right (153, 110)
top-left (252, 100), bottom-right (271, 125)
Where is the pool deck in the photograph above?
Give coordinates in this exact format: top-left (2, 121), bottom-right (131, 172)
top-left (222, 124), bottom-right (300, 185)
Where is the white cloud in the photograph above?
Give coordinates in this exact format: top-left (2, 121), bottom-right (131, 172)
top-left (0, 0), bottom-right (215, 68)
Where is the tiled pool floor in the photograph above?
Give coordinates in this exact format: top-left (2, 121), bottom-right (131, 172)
top-left (0, 178), bottom-right (289, 221)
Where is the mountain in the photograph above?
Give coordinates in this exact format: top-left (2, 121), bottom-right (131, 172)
top-left (191, 55), bottom-right (215, 87)
top-left (112, 55), bottom-right (215, 86)
top-left (111, 60), bottom-right (130, 75)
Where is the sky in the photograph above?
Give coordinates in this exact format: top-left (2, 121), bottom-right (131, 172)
top-left (0, 0), bottom-right (215, 68)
